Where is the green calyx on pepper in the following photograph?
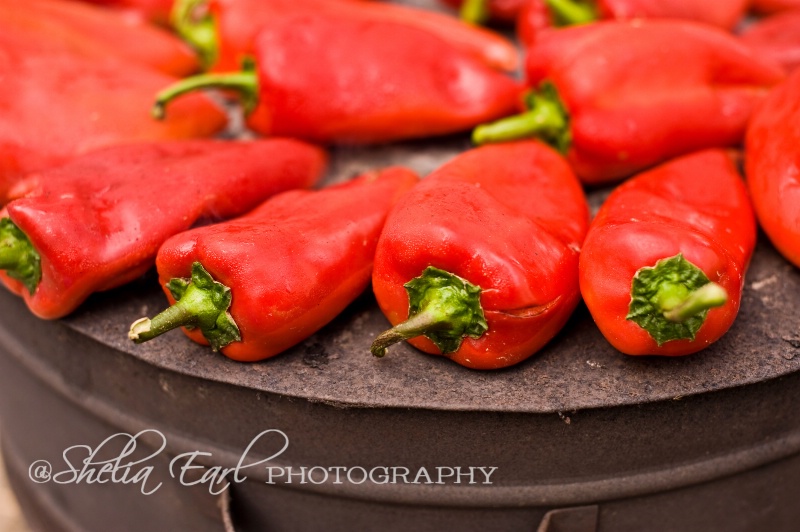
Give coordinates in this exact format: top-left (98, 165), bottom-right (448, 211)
top-left (128, 261), bottom-right (240, 351)
top-left (545, 0), bottom-right (597, 27)
top-left (371, 266), bottom-right (488, 358)
top-left (459, 0), bottom-right (491, 25)
top-left (171, 0), bottom-right (219, 70)
top-left (152, 57), bottom-right (259, 120)
top-left (471, 82), bottom-right (571, 153)
top-left (626, 253), bottom-right (728, 345)
top-left (0, 218), bottom-right (41, 295)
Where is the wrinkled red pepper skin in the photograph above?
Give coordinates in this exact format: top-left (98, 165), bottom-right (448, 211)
top-left (155, 168), bottom-right (419, 361)
top-left (518, 0), bottom-right (748, 46)
top-left (204, 0), bottom-right (518, 72)
top-left (0, 44), bottom-right (227, 204)
top-left (372, 141), bottom-right (588, 370)
top-left (525, 20), bottom-right (785, 184)
top-left (746, 69), bottom-right (800, 267)
top-left (741, 10), bottom-right (800, 73)
top-left (750, 0), bottom-right (800, 14)
top-left (0, 139), bottom-right (327, 319)
top-left (1, 0), bottom-right (199, 76)
top-left (579, 150), bottom-right (756, 356)
top-left (239, 13), bottom-right (521, 145)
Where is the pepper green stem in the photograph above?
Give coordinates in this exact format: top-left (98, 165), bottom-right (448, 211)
top-left (171, 0), bottom-right (218, 69)
top-left (545, 0), bottom-right (597, 26)
top-left (152, 59), bottom-right (258, 120)
top-left (471, 82), bottom-right (571, 153)
top-left (129, 262), bottom-right (240, 351)
top-left (662, 282), bottom-right (727, 323)
top-left (459, 0), bottom-right (491, 25)
top-left (0, 219), bottom-right (41, 295)
top-left (626, 254), bottom-right (727, 346)
top-left (371, 266), bottom-right (488, 358)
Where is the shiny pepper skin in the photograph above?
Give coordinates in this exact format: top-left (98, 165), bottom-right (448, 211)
top-left (523, 20), bottom-right (784, 183)
top-left (0, 139), bottom-right (327, 319)
top-left (372, 141), bottom-right (589, 370)
top-left (745, 69), bottom-right (800, 267)
top-left (579, 149), bottom-right (756, 356)
top-left (741, 10), bottom-right (800, 74)
top-left (134, 168), bottom-right (419, 361)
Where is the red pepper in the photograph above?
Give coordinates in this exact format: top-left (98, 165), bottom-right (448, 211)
top-left (0, 139), bottom-right (327, 320)
top-left (745, 69), bottom-right (800, 268)
top-left (472, 20), bottom-right (785, 184)
top-left (750, 0), bottom-right (800, 14)
top-left (173, 0), bottom-right (518, 72)
top-left (128, 167), bottom-right (419, 361)
top-left (517, 0), bottom-right (748, 46)
top-left (579, 149), bottom-right (756, 356)
top-left (76, 0), bottom-right (176, 25)
top-left (741, 10), bottom-right (800, 73)
top-left (0, 42), bottom-right (227, 205)
top-left (155, 12), bottom-right (522, 145)
top-left (1, 0), bottom-right (199, 76)
top-left (370, 141), bottom-right (588, 370)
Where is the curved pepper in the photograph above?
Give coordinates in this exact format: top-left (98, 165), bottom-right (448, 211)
top-left (741, 10), bottom-right (800, 74)
top-left (371, 140), bottom-right (589, 370)
top-left (0, 43), bottom-right (227, 204)
top-left (745, 69), bottom-right (800, 267)
top-left (472, 20), bottom-right (785, 184)
top-left (579, 149), bottom-right (756, 356)
top-left (0, 139), bottom-right (327, 319)
top-left (155, 12), bottom-right (522, 145)
top-left (516, 0), bottom-right (748, 45)
top-left (173, 0), bottom-right (517, 72)
top-left (129, 167), bottom-right (419, 361)
top-left (1, 0), bottom-right (199, 76)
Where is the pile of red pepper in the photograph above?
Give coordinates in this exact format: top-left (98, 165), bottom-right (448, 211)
top-left (2, 0), bottom-right (800, 370)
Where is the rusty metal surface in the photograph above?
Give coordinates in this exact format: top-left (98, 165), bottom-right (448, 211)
top-left (58, 139), bottom-right (800, 414)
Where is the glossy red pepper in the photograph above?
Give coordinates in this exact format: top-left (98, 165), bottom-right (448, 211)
top-left (741, 9), bottom-right (800, 73)
top-left (472, 20), bottom-right (785, 184)
top-left (129, 167), bottom-right (419, 361)
top-left (0, 139), bottom-right (327, 319)
top-left (1, 0), bottom-right (199, 76)
top-left (579, 149), bottom-right (756, 356)
top-left (0, 42), bottom-right (227, 205)
top-left (370, 141), bottom-right (588, 370)
top-left (745, 69), bottom-right (800, 267)
top-left (155, 12), bottom-right (522, 145)
top-left (173, 0), bottom-right (518, 72)
top-left (750, 0), bottom-right (800, 14)
top-left (517, 0), bottom-right (748, 46)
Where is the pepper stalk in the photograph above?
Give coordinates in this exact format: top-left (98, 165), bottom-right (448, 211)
top-left (471, 82), bottom-right (571, 153)
top-left (129, 262), bottom-right (240, 351)
top-left (152, 58), bottom-right (259, 120)
top-left (171, 0), bottom-right (219, 70)
top-left (371, 266), bottom-right (488, 357)
top-left (545, 0), bottom-right (597, 27)
top-left (626, 254), bottom-right (728, 345)
top-left (0, 219), bottom-right (41, 295)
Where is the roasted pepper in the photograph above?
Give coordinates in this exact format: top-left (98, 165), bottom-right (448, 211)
top-left (155, 12), bottom-right (522, 145)
top-left (0, 139), bottom-right (327, 319)
top-left (741, 9), bottom-right (800, 73)
top-left (129, 167), bottom-right (419, 361)
top-left (2, 0), bottom-right (198, 76)
top-left (472, 20), bottom-right (785, 184)
top-left (579, 149), bottom-right (756, 356)
top-left (745, 69), bottom-right (800, 267)
top-left (173, 0), bottom-right (518, 72)
top-left (0, 42), bottom-right (227, 204)
top-left (516, 0), bottom-right (748, 45)
top-left (370, 141), bottom-right (588, 370)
